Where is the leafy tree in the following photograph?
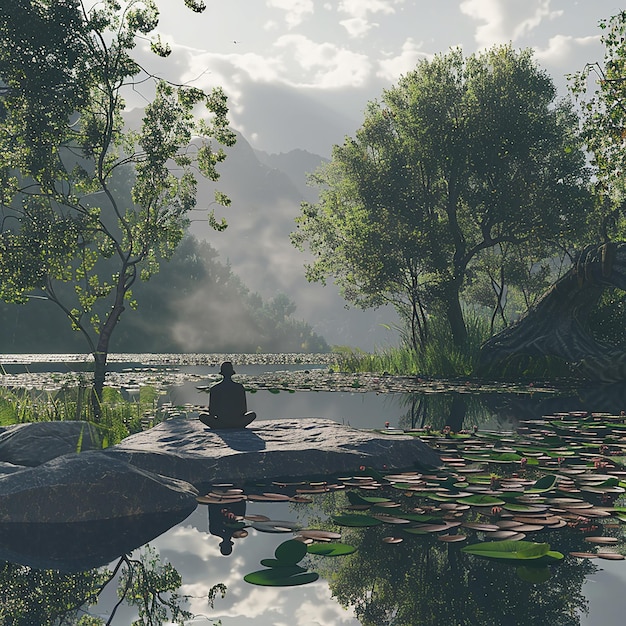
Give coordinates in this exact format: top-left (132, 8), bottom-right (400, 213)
top-left (0, 234), bottom-right (329, 354)
top-left (0, 561), bottom-right (108, 625)
top-left (293, 46), bottom-right (589, 350)
top-left (570, 11), bottom-right (626, 243)
top-left (0, 0), bottom-right (235, 415)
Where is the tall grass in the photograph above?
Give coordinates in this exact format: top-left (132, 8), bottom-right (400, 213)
top-left (0, 384), bottom-right (165, 446)
top-left (336, 312), bottom-right (490, 378)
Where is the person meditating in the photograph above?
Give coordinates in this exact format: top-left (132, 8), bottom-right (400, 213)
top-left (199, 361), bottom-right (256, 429)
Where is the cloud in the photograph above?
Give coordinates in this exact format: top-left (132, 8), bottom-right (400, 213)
top-left (534, 33), bottom-right (600, 66)
top-left (266, 0), bottom-right (314, 28)
top-left (337, 0), bottom-right (403, 37)
top-left (340, 17), bottom-right (376, 38)
top-left (460, 0), bottom-right (562, 48)
top-left (274, 34), bottom-right (372, 88)
top-left (338, 0), bottom-right (402, 20)
top-left (377, 38), bottom-right (432, 81)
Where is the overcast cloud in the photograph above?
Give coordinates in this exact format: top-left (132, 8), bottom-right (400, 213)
top-left (126, 0), bottom-right (620, 156)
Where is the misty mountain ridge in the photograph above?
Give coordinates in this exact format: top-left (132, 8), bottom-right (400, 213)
top-left (119, 110), bottom-right (398, 349)
top-left (187, 128), bottom-right (398, 350)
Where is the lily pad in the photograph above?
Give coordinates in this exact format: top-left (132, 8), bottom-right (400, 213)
top-left (307, 543), bottom-right (356, 557)
top-left (244, 568), bottom-right (319, 587)
top-left (332, 514), bottom-right (382, 527)
top-left (274, 539), bottom-right (308, 564)
top-left (457, 495), bottom-right (505, 506)
top-left (251, 520), bottom-right (302, 533)
top-left (527, 475), bottom-right (558, 493)
top-left (461, 540), bottom-right (563, 561)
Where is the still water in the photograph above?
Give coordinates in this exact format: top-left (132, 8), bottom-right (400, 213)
top-left (2, 354), bottom-right (626, 625)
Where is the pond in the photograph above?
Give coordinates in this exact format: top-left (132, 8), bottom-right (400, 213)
top-left (2, 354), bottom-right (626, 625)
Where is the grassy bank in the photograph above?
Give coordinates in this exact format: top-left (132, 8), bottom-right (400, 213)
top-left (335, 315), bottom-right (490, 378)
top-left (0, 384), bottom-right (168, 446)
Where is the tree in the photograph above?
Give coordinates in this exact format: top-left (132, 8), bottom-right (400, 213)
top-left (476, 12), bottom-right (626, 381)
top-left (0, 0), bottom-right (235, 414)
top-left (570, 10), bottom-right (626, 243)
top-left (292, 46), bottom-right (589, 351)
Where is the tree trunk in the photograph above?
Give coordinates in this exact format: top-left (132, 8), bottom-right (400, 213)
top-left (91, 282), bottom-right (126, 419)
top-left (477, 243), bottom-right (626, 382)
top-left (445, 282), bottom-right (468, 347)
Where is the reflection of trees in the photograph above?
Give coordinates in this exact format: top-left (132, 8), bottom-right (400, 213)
top-left (317, 524), bottom-right (593, 626)
top-left (0, 547), bottom-right (226, 625)
top-left (0, 561), bottom-right (107, 625)
top-left (396, 393), bottom-right (491, 431)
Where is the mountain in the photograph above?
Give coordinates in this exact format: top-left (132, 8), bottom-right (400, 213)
top-left (188, 130), bottom-right (398, 350)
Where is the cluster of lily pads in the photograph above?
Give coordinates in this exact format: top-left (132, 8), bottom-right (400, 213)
top-left (196, 410), bottom-right (626, 586)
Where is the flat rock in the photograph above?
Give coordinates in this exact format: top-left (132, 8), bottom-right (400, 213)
top-left (0, 451), bottom-right (197, 524)
top-left (103, 417), bottom-right (441, 489)
top-left (0, 420), bottom-right (102, 467)
top-left (0, 452), bottom-right (198, 571)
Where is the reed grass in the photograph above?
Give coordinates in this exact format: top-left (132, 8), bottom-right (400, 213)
top-left (336, 312), bottom-right (490, 377)
top-left (0, 384), bottom-right (165, 446)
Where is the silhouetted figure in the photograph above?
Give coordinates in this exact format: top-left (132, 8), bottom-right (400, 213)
top-left (208, 500), bottom-right (247, 555)
top-left (199, 362), bottom-right (256, 429)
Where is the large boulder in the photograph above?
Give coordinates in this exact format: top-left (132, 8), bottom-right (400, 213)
top-left (0, 452), bottom-right (198, 571)
top-left (103, 417), bottom-right (441, 490)
top-left (0, 420), bottom-right (101, 467)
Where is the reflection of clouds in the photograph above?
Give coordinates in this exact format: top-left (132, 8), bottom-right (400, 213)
top-left (295, 586), bottom-right (358, 624)
top-left (145, 508), bottom-right (360, 625)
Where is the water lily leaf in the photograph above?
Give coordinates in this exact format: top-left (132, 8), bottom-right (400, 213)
top-left (503, 503), bottom-right (545, 513)
top-left (274, 539), bottom-right (307, 564)
top-left (251, 520), bottom-right (302, 533)
top-left (457, 495), bottom-right (505, 506)
top-left (397, 513), bottom-right (439, 522)
top-left (461, 541), bottom-right (551, 560)
top-left (244, 568), bottom-right (319, 587)
top-left (332, 514), bottom-right (382, 527)
top-left (307, 543), bottom-right (356, 557)
top-left (298, 529), bottom-right (342, 541)
top-left (347, 492), bottom-right (391, 505)
top-left (527, 475), bottom-right (558, 493)
top-left (260, 559), bottom-right (306, 569)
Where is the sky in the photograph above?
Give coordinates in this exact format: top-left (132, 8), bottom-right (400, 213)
top-left (130, 0), bottom-right (623, 157)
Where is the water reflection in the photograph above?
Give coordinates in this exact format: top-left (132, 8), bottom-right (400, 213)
top-left (208, 500), bottom-right (247, 556)
top-left (4, 488), bottom-right (626, 626)
top-left (319, 523), bottom-right (593, 626)
top-left (0, 511), bottom-right (195, 573)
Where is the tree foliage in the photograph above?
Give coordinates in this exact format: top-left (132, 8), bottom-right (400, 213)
top-left (0, 233), bottom-right (329, 354)
top-left (293, 45), bottom-right (589, 350)
top-left (0, 0), bottom-right (235, 410)
top-left (570, 10), bottom-right (626, 243)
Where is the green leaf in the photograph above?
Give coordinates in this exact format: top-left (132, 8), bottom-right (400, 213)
top-left (244, 568), bottom-right (319, 587)
top-left (274, 540), bottom-right (307, 565)
top-left (332, 514), bottom-right (382, 527)
top-left (307, 543), bottom-right (357, 557)
top-left (461, 541), bottom-right (551, 561)
top-left (457, 495), bottom-right (505, 506)
top-left (527, 475), bottom-right (558, 493)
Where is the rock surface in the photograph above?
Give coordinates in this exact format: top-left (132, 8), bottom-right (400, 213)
top-left (0, 420), bottom-right (101, 467)
top-left (0, 451), bottom-right (197, 524)
top-left (0, 452), bottom-right (198, 570)
top-left (103, 417), bottom-right (441, 489)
